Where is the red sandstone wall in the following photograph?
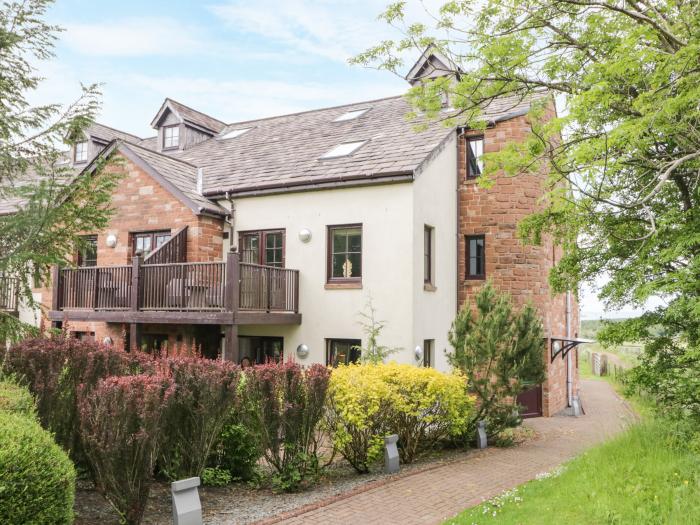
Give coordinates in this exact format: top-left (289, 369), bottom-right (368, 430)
top-left (457, 113), bottom-right (579, 416)
top-left (37, 152), bottom-right (225, 347)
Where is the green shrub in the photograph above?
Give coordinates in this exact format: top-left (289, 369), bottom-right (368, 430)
top-left (326, 363), bottom-right (475, 472)
top-left (201, 467), bottom-right (232, 487)
top-left (0, 379), bottom-right (36, 418)
top-left (209, 410), bottom-right (261, 481)
top-left (0, 411), bottom-right (76, 525)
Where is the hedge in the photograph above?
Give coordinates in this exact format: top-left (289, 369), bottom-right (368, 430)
top-left (0, 410), bottom-right (76, 524)
top-left (0, 379), bottom-right (37, 418)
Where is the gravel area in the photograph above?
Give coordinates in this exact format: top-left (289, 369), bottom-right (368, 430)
top-left (74, 447), bottom-right (489, 525)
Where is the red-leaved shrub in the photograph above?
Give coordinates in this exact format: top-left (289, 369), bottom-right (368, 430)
top-left (158, 357), bottom-right (241, 480)
top-left (79, 374), bottom-right (175, 525)
top-left (241, 362), bottom-right (331, 491)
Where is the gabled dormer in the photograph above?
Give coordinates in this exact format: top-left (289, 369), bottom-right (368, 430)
top-left (150, 99), bottom-right (226, 153)
top-left (68, 123), bottom-right (142, 168)
top-left (405, 45), bottom-right (462, 108)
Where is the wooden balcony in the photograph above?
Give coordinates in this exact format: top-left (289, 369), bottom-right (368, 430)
top-left (0, 276), bottom-right (19, 313)
top-left (48, 252), bottom-right (301, 326)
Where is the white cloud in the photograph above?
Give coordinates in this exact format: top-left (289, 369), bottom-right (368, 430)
top-left (61, 17), bottom-right (206, 57)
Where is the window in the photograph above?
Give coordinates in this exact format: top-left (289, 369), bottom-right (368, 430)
top-left (466, 136), bottom-right (484, 178)
top-left (74, 141), bottom-right (88, 163)
top-left (72, 331), bottom-right (95, 342)
top-left (466, 235), bottom-right (486, 279)
top-left (423, 339), bottom-right (434, 368)
top-left (239, 230), bottom-right (285, 267)
top-left (326, 339), bottom-right (361, 367)
top-left (320, 141), bottom-right (367, 159)
top-left (328, 225), bottom-right (362, 282)
top-left (163, 125), bottom-right (180, 149)
top-left (78, 235), bottom-right (98, 267)
top-left (238, 336), bottom-right (283, 364)
top-left (333, 108), bottom-right (370, 122)
top-left (141, 334), bottom-right (169, 354)
top-left (132, 230), bottom-right (171, 257)
top-left (424, 225), bottom-right (434, 285)
top-left (219, 128), bottom-right (252, 140)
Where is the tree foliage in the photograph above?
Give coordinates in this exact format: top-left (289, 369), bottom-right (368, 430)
top-left (448, 282), bottom-right (545, 435)
top-left (0, 0), bottom-right (117, 342)
top-left (356, 1), bottom-right (700, 426)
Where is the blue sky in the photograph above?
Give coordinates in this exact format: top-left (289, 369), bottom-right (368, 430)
top-left (33, 0), bottom-right (654, 320)
top-left (36, 0), bottom-right (412, 137)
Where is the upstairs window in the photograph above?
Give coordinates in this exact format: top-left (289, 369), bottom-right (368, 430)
top-left (133, 230), bottom-right (171, 257)
top-left (74, 141), bottom-right (88, 163)
top-left (163, 125), bottom-right (180, 149)
top-left (78, 235), bottom-right (98, 267)
top-left (333, 108), bottom-right (370, 122)
top-left (466, 136), bottom-right (484, 178)
top-left (328, 224), bottom-right (362, 282)
top-left (466, 235), bottom-right (485, 279)
top-left (424, 225), bottom-right (434, 286)
top-left (240, 229), bottom-right (285, 267)
top-left (320, 141), bottom-right (367, 159)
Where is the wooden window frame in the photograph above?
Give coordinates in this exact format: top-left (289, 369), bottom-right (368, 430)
top-left (131, 230), bottom-right (172, 257)
top-left (326, 338), bottom-right (362, 367)
top-left (327, 223), bottom-right (362, 285)
top-left (239, 229), bottom-right (286, 268)
top-left (74, 141), bottom-right (88, 163)
top-left (423, 339), bottom-right (434, 368)
top-left (424, 225), bottom-right (434, 288)
top-left (77, 235), bottom-right (98, 267)
top-left (162, 125), bottom-right (180, 150)
top-left (465, 136), bottom-right (484, 179)
top-left (465, 234), bottom-right (486, 280)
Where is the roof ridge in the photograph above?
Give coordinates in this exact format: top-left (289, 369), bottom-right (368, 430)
top-left (122, 141), bottom-right (200, 170)
top-left (222, 94), bottom-right (405, 128)
top-left (165, 98), bottom-right (227, 126)
top-left (91, 121), bottom-right (142, 140)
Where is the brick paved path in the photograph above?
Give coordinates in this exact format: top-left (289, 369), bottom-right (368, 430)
top-left (265, 379), bottom-right (636, 525)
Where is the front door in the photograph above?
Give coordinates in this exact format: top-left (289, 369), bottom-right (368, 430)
top-left (517, 384), bottom-right (543, 418)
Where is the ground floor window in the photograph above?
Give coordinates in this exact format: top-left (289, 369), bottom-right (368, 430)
top-left (423, 339), bottom-right (434, 367)
top-left (71, 331), bottom-right (95, 342)
top-left (141, 333), bottom-right (169, 354)
top-left (238, 335), bottom-right (283, 365)
top-left (326, 338), bottom-right (361, 367)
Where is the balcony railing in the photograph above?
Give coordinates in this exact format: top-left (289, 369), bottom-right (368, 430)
top-left (53, 253), bottom-right (299, 315)
top-left (0, 276), bottom-right (19, 312)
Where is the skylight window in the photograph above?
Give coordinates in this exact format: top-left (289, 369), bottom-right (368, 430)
top-left (219, 128), bottom-right (252, 140)
top-left (320, 141), bottom-right (367, 159)
top-left (333, 108), bottom-right (370, 122)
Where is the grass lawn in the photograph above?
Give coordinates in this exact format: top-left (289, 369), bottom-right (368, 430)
top-left (445, 416), bottom-right (700, 525)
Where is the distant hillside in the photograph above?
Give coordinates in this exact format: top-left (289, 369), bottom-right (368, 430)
top-left (580, 319), bottom-right (627, 339)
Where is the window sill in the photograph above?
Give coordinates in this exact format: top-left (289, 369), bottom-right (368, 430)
top-left (464, 276), bottom-right (486, 282)
top-left (325, 281), bottom-right (362, 290)
top-left (424, 283), bottom-right (437, 292)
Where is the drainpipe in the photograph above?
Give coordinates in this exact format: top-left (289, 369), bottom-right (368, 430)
top-left (566, 290), bottom-right (573, 407)
top-left (455, 129), bottom-right (466, 315)
top-left (226, 191), bottom-right (237, 252)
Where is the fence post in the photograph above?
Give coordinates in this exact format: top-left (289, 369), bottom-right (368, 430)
top-left (129, 256), bottom-right (143, 352)
top-left (51, 265), bottom-right (60, 311)
top-left (223, 251), bottom-right (240, 362)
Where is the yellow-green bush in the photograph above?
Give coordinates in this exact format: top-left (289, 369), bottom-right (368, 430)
top-left (0, 379), bottom-right (37, 418)
top-left (326, 363), bottom-right (474, 472)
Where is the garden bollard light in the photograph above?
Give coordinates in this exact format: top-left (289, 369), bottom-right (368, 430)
top-left (476, 420), bottom-right (488, 449)
top-left (171, 477), bottom-right (202, 525)
top-left (384, 434), bottom-right (400, 474)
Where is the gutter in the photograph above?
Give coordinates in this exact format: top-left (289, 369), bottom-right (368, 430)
top-left (204, 171), bottom-right (414, 199)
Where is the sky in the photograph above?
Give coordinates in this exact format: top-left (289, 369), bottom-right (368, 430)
top-left (32, 0), bottom-right (650, 320)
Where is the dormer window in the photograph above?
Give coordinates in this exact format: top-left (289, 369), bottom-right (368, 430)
top-left (74, 141), bottom-right (88, 163)
top-left (163, 125), bottom-right (180, 149)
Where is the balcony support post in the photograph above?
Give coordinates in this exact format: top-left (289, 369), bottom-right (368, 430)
top-left (50, 265), bottom-right (61, 329)
top-left (129, 256), bottom-right (143, 351)
top-left (223, 251), bottom-right (240, 362)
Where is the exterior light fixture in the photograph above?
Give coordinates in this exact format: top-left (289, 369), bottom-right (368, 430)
top-left (296, 343), bottom-right (309, 359)
top-left (414, 345), bottom-right (423, 362)
top-left (102, 336), bottom-right (113, 346)
top-left (298, 228), bottom-right (312, 243)
top-left (106, 234), bottom-right (117, 248)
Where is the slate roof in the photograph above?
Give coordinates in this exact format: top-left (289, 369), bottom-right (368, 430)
top-left (156, 91), bottom-right (544, 196)
top-left (119, 143), bottom-right (226, 216)
top-left (87, 122), bottom-right (142, 144)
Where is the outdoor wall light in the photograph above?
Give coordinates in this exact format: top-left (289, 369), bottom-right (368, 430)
top-left (298, 228), bottom-right (312, 243)
top-left (296, 343), bottom-right (309, 359)
top-left (102, 336), bottom-right (113, 346)
top-left (414, 345), bottom-right (423, 362)
top-left (106, 234), bottom-right (117, 248)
